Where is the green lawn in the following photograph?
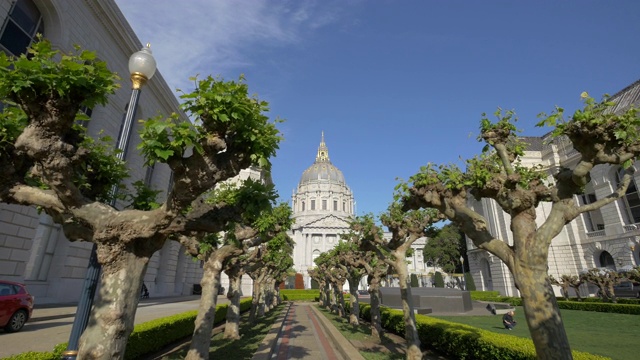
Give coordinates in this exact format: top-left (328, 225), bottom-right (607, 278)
top-left (316, 306), bottom-right (405, 360)
top-left (154, 305), bottom-right (284, 360)
top-left (431, 307), bottom-right (640, 360)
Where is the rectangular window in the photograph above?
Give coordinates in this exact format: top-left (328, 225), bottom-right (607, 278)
top-left (322, 200), bottom-right (327, 210)
top-left (311, 200), bottom-right (315, 210)
top-left (333, 200), bottom-right (338, 211)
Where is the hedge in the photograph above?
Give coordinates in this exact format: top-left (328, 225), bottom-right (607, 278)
top-left (1, 298), bottom-right (253, 360)
top-left (280, 289), bottom-right (319, 301)
top-left (357, 303), bottom-right (610, 360)
top-left (472, 291), bottom-right (640, 315)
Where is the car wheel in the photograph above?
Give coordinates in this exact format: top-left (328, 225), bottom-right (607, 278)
top-left (4, 309), bottom-right (28, 333)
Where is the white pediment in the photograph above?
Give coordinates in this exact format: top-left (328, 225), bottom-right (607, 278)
top-left (296, 214), bottom-right (351, 230)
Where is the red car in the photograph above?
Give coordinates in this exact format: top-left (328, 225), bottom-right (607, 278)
top-left (0, 280), bottom-right (34, 332)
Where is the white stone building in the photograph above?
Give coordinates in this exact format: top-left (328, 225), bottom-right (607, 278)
top-left (289, 133), bottom-right (434, 288)
top-left (0, 0), bottom-right (207, 303)
top-left (466, 80), bottom-right (640, 297)
top-left (289, 133), bottom-right (355, 288)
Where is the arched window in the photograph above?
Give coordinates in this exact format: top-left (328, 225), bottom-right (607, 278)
top-left (312, 250), bottom-right (321, 264)
top-left (616, 168), bottom-right (640, 224)
top-left (0, 0), bottom-right (44, 56)
top-left (598, 251), bottom-right (616, 271)
top-left (301, 201), bottom-right (305, 211)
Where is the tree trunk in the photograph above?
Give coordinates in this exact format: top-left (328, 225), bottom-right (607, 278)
top-left (348, 277), bottom-right (360, 325)
top-left (321, 281), bottom-right (331, 308)
top-left (331, 282), bottom-right (345, 317)
top-left (396, 259), bottom-right (422, 360)
top-left (185, 254), bottom-right (223, 360)
top-left (77, 248), bottom-right (150, 360)
top-left (249, 273), bottom-right (264, 324)
top-left (223, 270), bottom-right (242, 340)
top-left (257, 281), bottom-right (267, 318)
top-left (517, 265), bottom-right (573, 360)
top-left (368, 276), bottom-right (383, 343)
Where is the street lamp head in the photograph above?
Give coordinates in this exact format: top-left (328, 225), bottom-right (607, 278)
top-left (460, 256), bottom-right (464, 263)
top-left (128, 43), bottom-right (157, 89)
top-left (629, 240), bottom-right (637, 251)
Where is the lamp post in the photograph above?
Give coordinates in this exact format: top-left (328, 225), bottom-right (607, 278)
top-left (460, 255), bottom-right (466, 291)
top-left (62, 44), bottom-right (156, 360)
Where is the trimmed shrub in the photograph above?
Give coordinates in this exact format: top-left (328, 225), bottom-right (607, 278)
top-left (464, 272), bottom-right (476, 291)
top-left (357, 303), bottom-right (610, 360)
top-left (125, 298), bottom-right (252, 359)
top-left (4, 299), bottom-right (254, 360)
top-left (280, 289), bottom-right (320, 301)
top-left (434, 271), bottom-right (445, 288)
top-left (411, 274), bottom-right (419, 287)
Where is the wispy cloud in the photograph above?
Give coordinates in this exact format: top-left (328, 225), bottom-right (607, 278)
top-left (115, 0), bottom-right (347, 93)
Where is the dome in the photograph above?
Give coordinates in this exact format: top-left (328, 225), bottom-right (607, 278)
top-left (300, 162), bottom-right (346, 185)
top-left (298, 132), bottom-right (347, 186)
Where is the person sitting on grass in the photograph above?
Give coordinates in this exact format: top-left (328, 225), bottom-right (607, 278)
top-left (502, 310), bottom-right (516, 330)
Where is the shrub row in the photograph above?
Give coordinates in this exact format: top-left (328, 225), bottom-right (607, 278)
top-left (357, 303), bottom-right (610, 360)
top-left (472, 291), bottom-right (640, 314)
top-left (280, 289), bottom-right (319, 301)
top-left (126, 298), bottom-right (252, 359)
top-left (2, 298), bottom-right (253, 360)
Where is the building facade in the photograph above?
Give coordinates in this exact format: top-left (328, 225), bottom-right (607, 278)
top-left (0, 0), bottom-right (207, 303)
top-left (288, 134), bottom-right (436, 289)
top-left (466, 80), bottom-right (640, 297)
top-left (289, 133), bottom-right (355, 288)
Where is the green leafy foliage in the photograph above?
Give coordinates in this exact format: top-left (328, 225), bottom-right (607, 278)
top-left (137, 113), bottom-right (203, 166)
top-left (0, 38), bottom-right (119, 110)
top-left (537, 93), bottom-right (640, 168)
top-left (423, 223), bottom-right (464, 273)
top-left (74, 132), bottom-right (129, 202)
top-left (125, 180), bottom-right (162, 211)
top-left (0, 103), bottom-right (27, 153)
top-left (179, 75), bottom-right (283, 170)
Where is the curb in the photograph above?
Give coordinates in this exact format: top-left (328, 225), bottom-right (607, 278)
top-left (251, 301), bottom-right (292, 360)
top-left (310, 304), bottom-right (366, 360)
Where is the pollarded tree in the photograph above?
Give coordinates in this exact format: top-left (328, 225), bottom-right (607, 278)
top-left (308, 267), bottom-right (330, 308)
top-left (345, 214), bottom-right (390, 342)
top-left (331, 241), bottom-right (368, 325)
top-left (315, 251), bottom-right (349, 317)
top-left (357, 204), bottom-right (441, 360)
top-left (549, 274), bottom-right (584, 300)
top-left (580, 268), bottom-right (624, 302)
top-left (245, 231), bottom-right (294, 324)
top-left (220, 204), bottom-right (293, 341)
top-left (400, 95), bottom-right (640, 359)
top-left (0, 41), bottom-right (282, 359)
top-left (178, 185), bottom-right (292, 359)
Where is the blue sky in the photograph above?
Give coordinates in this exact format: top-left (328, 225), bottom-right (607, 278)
top-left (114, 0), bottom-right (640, 217)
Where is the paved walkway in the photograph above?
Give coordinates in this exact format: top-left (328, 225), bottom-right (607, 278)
top-left (253, 302), bottom-right (367, 360)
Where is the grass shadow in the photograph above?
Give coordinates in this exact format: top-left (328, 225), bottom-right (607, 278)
top-left (152, 304), bottom-right (284, 360)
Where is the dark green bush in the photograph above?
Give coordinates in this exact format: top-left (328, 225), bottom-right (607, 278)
top-left (411, 274), bottom-right (419, 287)
top-left (464, 272), bottom-right (476, 291)
top-left (434, 271), bottom-right (445, 288)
